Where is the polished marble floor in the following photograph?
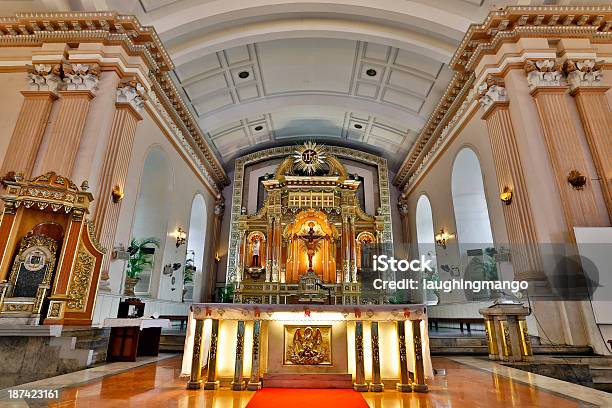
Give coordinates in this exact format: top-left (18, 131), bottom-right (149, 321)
top-left (6, 355), bottom-right (601, 408)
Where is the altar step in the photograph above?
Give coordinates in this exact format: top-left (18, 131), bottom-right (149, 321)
top-left (430, 335), bottom-right (594, 355)
top-left (159, 332), bottom-right (185, 352)
top-left (263, 373), bottom-right (353, 389)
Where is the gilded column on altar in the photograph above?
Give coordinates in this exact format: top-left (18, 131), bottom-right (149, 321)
top-left (396, 321), bottom-right (411, 392)
top-left (204, 319), bottom-right (220, 390)
top-left (187, 319), bottom-right (205, 389)
top-left (369, 321), bottom-right (384, 392)
top-left (232, 320), bottom-right (246, 390)
top-left (353, 321), bottom-right (367, 392)
top-left (411, 320), bottom-right (428, 392)
top-left (247, 320), bottom-right (262, 390)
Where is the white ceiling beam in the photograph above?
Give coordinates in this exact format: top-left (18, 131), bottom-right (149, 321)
top-left (143, 0), bottom-right (473, 44)
top-left (170, 17), bottom-right (455, 67)
top-left (198, 95), bottom-right (426, 133)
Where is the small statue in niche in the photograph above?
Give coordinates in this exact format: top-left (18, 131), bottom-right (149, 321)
top-left (251, 237), bottom-right (261, 267)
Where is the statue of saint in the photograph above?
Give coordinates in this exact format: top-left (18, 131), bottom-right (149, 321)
top-left (251, 237), bottom-right (260, 267)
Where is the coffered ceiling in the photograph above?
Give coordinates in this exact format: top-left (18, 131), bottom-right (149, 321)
top-left (0, 0), bottom-right (588, 172)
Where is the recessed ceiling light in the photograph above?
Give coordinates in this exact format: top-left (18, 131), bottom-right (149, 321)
top-left (354, 124), bottom-right (363, 129)
top-left (366, 69), bottom-right (377, 77)
top-left (238, 71), bottom-right (250, 79)
top-left (254, 125), bottom-right (263, 131)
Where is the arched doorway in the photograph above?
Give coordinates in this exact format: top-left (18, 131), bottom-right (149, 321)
top-left (185, 194), bottom-right (207, 302)
top-left (131, 146), bottom-right (173, 298)
top-left (451, 148), bottom-right (494, 253)
top-left (416, 195), bottom-right (438, 305)
top-left (451, 148), bottom-right (497, 297)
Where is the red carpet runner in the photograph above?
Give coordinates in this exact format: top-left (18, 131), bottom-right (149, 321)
top-left (245, 388), bottom-right (370, 408)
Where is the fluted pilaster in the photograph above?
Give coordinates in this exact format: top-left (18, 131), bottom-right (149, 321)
top-left (38, 90), bottom-right (94, 176)
top-left (481, 96), bottom-right (544, 281)
top-left (571, 86), bottom-right (612, 222)
top-left (94, 102), bottom-right (142, 290)
top-left (530, 86), bottom-right (603, 229)
top-left (1, 91), bottom-right (57, 178)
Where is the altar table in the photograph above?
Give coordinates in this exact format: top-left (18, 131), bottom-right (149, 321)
top-left (181, 304), bottom-right (432, 392)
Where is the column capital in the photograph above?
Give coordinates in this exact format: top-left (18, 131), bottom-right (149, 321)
top-left (62, 62), bottom-right (100, 93)
top-left (27, 63), bottom-right (62, 92)
top-left (116, 77), bottom-right (146, 117)
top-left (563, 59), bottom-right (604, 92)
top-left (478, 76), bottom-right (509, 119)
top-left (524, 59), bottom-right (564, 90)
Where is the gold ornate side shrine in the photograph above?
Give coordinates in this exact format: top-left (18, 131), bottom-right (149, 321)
top-left (231, 143), bottom-right (388, 305)
top-left (0, 172), bottom-right (105, 325)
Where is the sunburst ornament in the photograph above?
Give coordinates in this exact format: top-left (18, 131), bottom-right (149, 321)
top-left (293, 141), bottom-right (327, 174)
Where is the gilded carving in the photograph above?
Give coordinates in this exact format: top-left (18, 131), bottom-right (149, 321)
top-left (236, 332), bottom-right (244, 360)
top-left (398, 334), bottom-right (407, 362)
top-left (284, 325), bottom-right (331, 365)
top-left (67, 245), bottom-right (94, 311)
top-left (371, 334), bottom-right (380, 363)
top-left (355, 334), bottom-right (364, 362)
top-left (49, 302), bottom-right (61, 317)
top-left (209, 333), bottom-right (218, 359)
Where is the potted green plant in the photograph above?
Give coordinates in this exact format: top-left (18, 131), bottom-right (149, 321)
top-left (124, 237), bottom-right (160, 296)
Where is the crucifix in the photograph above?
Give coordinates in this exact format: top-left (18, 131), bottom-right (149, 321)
top-left (299, 222), bottom-right (324, 272)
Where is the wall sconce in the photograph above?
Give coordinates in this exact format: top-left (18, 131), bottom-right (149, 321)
top-left (175, 227), bottom-right (187, 247)
top-left (435, 229), bottom-right (455, 249)
top-left (567, 170), bottom-right (587, 190)
top-left (214, 252), bottom-right (221, 262)
top-left (111, 185), bottom-right (124, 203)
top-left (499, 186), bottom-right (513, 205)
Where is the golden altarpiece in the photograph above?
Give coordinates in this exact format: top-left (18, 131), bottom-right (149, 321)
top-left (0, 172), bottom-right (105, 326)
top-left (228, 143), bottom-right (393, 305)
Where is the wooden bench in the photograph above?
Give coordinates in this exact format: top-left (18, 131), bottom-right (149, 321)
top-left (428, 317), bottom-right (484, 333)
top-left (159, 315), bottom-right (188, 331)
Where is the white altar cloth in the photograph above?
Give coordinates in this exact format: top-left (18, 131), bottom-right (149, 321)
top-left (103, 318), bottom-right (171, 330)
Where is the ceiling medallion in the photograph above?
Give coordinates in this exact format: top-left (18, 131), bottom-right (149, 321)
top-left (293, 141), bottom-right (327, 175)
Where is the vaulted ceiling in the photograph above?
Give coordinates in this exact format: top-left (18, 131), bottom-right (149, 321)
top-left (0, 0), bottom-right (587, 172)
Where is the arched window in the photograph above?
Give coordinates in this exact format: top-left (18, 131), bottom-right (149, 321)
top-left (131, 146), bottom-right (173, 297)
top-left (416, 195), bottom-right (438, 305)
top-left (451, 148), bottom-right (494, 254)
top-left (185, 194), bottom-right (207, 302)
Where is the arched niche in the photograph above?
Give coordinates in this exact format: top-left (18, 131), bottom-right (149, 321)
top-left (416, 194), bottom-right (438, 305)
top-left (131, 146), bottom-right (173, 297)
top-left (185, 193), bottom-right (207, 302)
top-left (451, 147), bottom-right (494, 254)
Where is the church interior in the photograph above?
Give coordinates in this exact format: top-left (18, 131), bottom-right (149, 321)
top-left (0, 0), bottom-right (610, 407)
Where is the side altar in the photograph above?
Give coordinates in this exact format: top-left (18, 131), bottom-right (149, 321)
top-left (229, 143), bottom-right (393, 305)
top-left (181, 303), bottom-right (433, 392)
